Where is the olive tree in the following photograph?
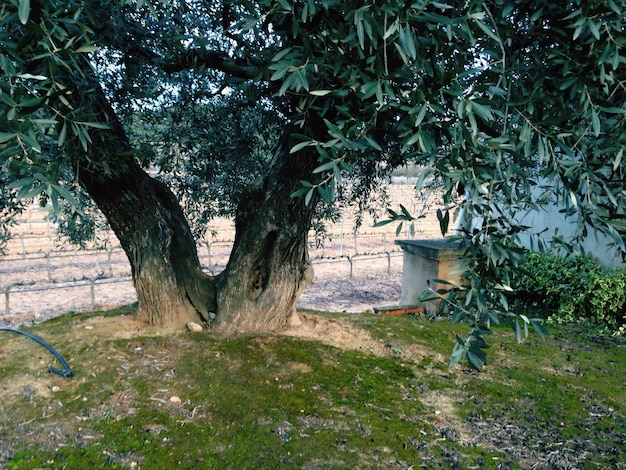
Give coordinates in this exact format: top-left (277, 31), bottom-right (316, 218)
top-left (1, 0), bottom-right (625, 349)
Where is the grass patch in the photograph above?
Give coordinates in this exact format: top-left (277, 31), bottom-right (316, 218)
top-left (1, 308), bottom-right (625, 469)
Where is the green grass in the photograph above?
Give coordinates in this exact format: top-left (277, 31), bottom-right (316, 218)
top-left (1, 308), bottom-right (625, 469)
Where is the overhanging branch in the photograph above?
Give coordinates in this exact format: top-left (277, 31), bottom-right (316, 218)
top-left (160, 49), bottom-right (260, 80)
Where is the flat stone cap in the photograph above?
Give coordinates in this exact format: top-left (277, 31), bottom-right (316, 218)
top-left (395, 239), bottom-right (462, 260)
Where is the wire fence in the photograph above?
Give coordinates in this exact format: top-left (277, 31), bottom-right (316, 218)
top-left (2, 276), bottom-right (133, 317)
top-left (0, 249), bottom-right (404, 325)
top-left (0, 236), bottom-right (405, 281)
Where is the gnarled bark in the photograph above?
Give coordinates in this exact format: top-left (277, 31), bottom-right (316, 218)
top-left (67, 64), bottom-right (323, 333)
top-left (214, 129), bottom-right (321, 334)
top-left (78, 157), bottom-right (217, 327)
top-left (68, 84), bottom-right (216, 328)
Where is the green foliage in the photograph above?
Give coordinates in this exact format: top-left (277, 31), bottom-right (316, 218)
top-left (2, 0), bottom-right (626, 352)
top-left (0, 171), bottom-right (22, 255)
top-left (0, 0), bottom-right (103, 224)
top-left (513, 253), bottom-right (626, 335)
top-left (373, 204), bottom-right (420, 237)
top-left (450, 326), bottom-right (491, 371)
top-left (52, 187), bottom-right (112, 249)
top-left (327, 0), bottom-right (626, 367)
top-left (132, 93), bottom-right (283, 238)
top-left (4, 0), bottom-right (626, 251)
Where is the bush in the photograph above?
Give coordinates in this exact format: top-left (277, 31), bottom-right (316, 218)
top-left (512, 253), bottom-right (626, 335)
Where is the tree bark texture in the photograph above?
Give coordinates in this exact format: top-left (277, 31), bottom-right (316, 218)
top-left (78, 157), bottom-right (217, 327)
top-left (67, 82), bottom-right (216, 327)
top-left (66, 64), bottom-right (322, 332)
top-left (213, 129), bottom-right (321, 334)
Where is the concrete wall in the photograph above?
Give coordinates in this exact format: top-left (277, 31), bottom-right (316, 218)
top-left (459, 183), bottom-right (624, 268)
top-left (511, 201), bottom-right (624, 268)
top-left (396, 239), bottom-right (462, 311)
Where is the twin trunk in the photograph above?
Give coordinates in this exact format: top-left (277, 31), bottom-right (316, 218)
top-left (70, 83), bottom-right (320, 332)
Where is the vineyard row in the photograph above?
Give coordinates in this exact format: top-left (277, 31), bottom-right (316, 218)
top-left (0, 252), bottom-right (403, 323)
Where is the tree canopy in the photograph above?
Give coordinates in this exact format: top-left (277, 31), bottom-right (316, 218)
top-left (1, 0), bottom-right (626, 364)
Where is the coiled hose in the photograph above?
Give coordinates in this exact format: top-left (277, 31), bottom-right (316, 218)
top-left (0, 327), bottom-right (73, 378)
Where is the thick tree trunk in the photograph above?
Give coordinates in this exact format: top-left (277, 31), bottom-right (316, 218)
top-left (68, 85), bottom-right (216, 328)
top-left (213, 129), bottom-right (321, 334)
top-left (66, 63), bottom-right (322, 333)
top-left (81, 118), bottom-right (320, 333)
top-left (78, 158), bottom-right (217, 327)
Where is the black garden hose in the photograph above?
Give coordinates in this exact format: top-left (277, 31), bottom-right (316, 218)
top-left (0, 327), bottom-right (73, 378)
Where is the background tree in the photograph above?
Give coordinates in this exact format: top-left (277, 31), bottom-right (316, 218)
top-left (1, 1), bottom-right (625, 350)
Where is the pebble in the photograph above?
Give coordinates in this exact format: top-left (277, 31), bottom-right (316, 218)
top-left (186, 322), bottom-right (203, 332)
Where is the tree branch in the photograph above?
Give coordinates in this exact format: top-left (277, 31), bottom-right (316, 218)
top-left (160, 49), bottom-right (260, 80)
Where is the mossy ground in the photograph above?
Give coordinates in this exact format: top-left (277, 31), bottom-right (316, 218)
top-left (0, 307), bottom-right (624, 469)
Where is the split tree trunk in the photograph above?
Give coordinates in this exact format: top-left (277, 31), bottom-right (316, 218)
top-left (78, 117), bottom-right (321, 333)
top-left (67, 74), bottom-right (323, 332)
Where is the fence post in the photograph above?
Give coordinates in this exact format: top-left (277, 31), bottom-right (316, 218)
top-left (90, 279), bottom-right (96, 310)
top-left (20, 234), bottom-right (26, 258)
top-left (386, 251), bottom-right (391, 274)
top-left (4, 287), bottom-right (10, 317)
top-left (339, 211), bottom-right (345, 257)
top-left (46, 252), bottom-right (52, 281)
top-left (348, 255), bottom-right (354, 279)
top-left (107, 248), bottom-right (114, 277)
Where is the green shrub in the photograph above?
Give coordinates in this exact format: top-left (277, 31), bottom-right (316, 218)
top-left (512, 253), bottom-right (626, 335)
